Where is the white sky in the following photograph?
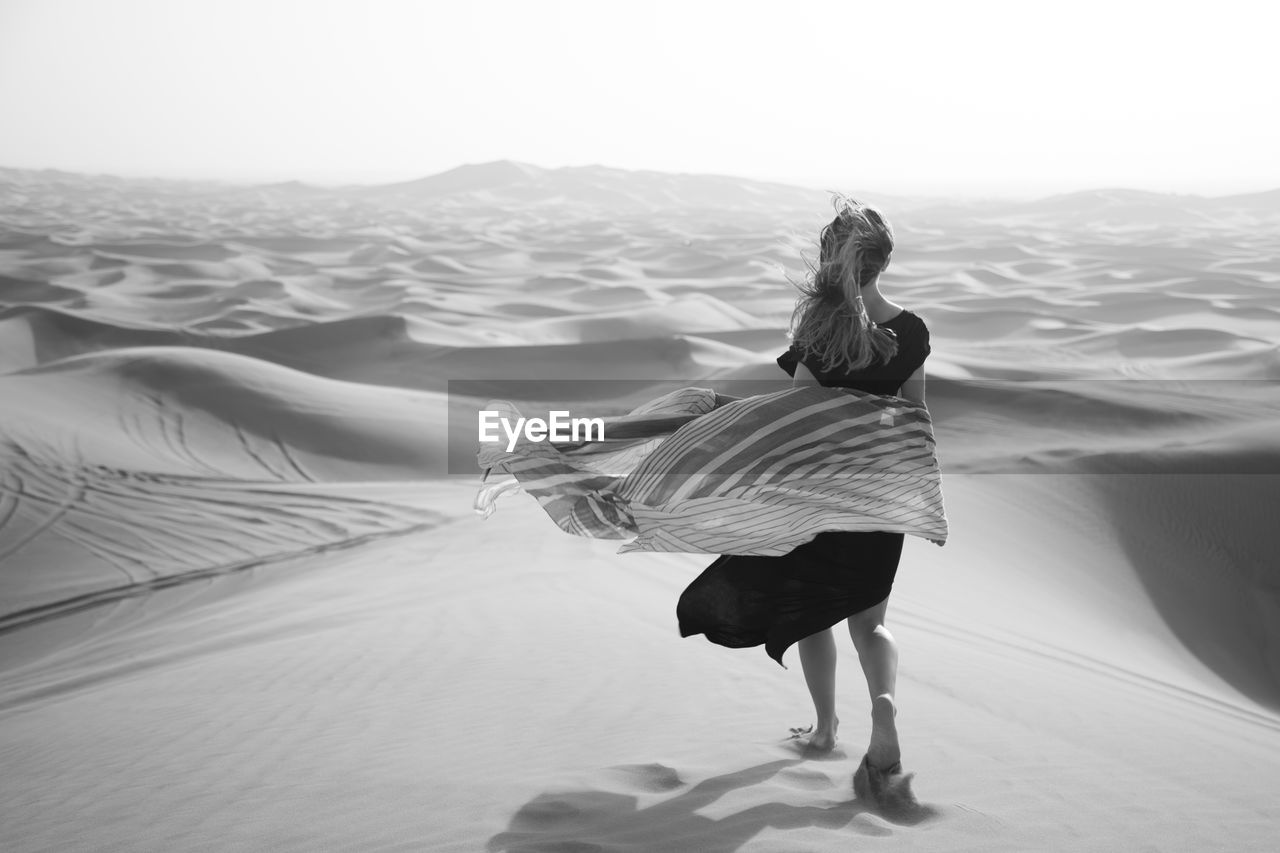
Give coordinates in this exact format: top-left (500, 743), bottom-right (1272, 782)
top-left (1, 0), bottom-right (1276, 196)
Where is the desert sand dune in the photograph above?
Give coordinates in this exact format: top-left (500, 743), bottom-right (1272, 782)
top-left (1, 164), bottom-right (1278, 851)
top-left (1, 347), bottom-right (454, 480)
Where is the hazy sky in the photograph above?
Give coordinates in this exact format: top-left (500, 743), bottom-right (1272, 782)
top-left (2, 0), bottom-right (1276, 196)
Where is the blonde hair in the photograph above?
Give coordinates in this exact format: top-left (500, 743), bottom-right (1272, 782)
top-left (788, 195), bottom-right (899, 372)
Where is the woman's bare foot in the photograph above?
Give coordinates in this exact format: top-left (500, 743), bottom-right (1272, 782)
top-left (789, 716), bottom-right (839, 752)
top-left (853, 753), bottom-right (921, 817)
top-left (866, 694), bottom-right (900, 768)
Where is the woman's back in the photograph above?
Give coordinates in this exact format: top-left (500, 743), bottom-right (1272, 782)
top-left (777, 308), bottom-right (931, 397)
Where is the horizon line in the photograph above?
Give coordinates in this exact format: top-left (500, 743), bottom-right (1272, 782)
top-left (1, 159), bottom-right (1277, 203)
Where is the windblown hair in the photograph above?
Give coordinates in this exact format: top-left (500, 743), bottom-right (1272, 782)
top-left (789, 195), bottom-right (899, 372)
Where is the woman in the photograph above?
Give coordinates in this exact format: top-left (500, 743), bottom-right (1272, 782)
top-left (676, 197), bottom-right (931, 806)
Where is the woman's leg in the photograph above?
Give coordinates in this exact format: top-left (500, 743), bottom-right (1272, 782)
top-left (796, 627), bottom-right (839, 750)
top-left (847, 597), bottom-right (901, 768)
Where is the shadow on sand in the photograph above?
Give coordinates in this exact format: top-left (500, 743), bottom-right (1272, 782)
top-left (488, 758), bottom-right (941, 852)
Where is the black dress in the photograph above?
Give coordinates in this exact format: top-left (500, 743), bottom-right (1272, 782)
top-left (676, 309), bottom-right (932, 666)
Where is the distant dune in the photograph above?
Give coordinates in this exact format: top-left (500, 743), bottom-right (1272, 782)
top-left (1, 163), bottom-right (1278, 852)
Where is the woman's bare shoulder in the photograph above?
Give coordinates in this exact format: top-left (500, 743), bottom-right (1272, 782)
top-left (871, 301), bottom-right (906, 324)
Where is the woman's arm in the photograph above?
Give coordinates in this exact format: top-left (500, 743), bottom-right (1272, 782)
top-left (899, 364), bottom-right (927, 406)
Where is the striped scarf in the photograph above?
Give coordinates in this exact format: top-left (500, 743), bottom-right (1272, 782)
top-left (475, 385), bottom-right (948, 556)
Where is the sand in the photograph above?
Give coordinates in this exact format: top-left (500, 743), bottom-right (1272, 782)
top-left (1, 162), bottom-right (1278, 851)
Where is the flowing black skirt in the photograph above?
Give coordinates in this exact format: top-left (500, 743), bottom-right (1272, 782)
top-left (676, 530), bottom-right (903, 667)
